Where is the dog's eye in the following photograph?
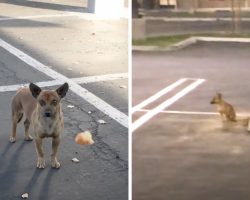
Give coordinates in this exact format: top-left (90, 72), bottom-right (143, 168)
top-left (39, 100), bottom-right (46, 106)
top-left (51, 100), bottom-right (57, 105)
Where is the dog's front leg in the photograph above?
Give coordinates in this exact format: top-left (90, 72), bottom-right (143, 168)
top-left (51, 136), bottom-right (60, 169)
top-left (35, 137), bottom-right (45, 169)
top-left (219, 112), bottom-right (226, 122)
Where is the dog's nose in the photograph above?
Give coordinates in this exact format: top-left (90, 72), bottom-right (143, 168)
top-left (44, 112), bottom-right (51, 117)
top-left (210, 101), bottom-right (214, 104)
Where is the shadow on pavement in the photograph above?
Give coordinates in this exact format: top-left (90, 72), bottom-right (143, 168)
top-left (0, 141), bottom-right (26, 195)
top-left (22, 168), bottom-right (58, 199)
top-left (0, 142), bottom-right (13, 160)
top-left (23, 168), bottom-right (44, 195)
top-left (2, 0), bottom-right (87, 13)
top-left (0, 15), bottom-right (63, 28)
top-left (38, 168), bottom-right (59, 199)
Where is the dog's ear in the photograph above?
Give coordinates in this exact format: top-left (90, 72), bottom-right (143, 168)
top-left (29, 83), bottom-right (42, 98)
top-left (56, 83), bottom-right (69, 99)
top-left (217, 92), bottom-right (222, 99)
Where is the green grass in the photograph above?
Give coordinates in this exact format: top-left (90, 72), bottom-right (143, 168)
top-left (133, 35), bottom-right (188, 48)
top-left (132, 33), bottom-right (250, 48)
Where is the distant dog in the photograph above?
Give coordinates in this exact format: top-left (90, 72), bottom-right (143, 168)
top-left (10, 83), bottom-right (69, 169)
top-left (210, 92), bottom-right (237, 122)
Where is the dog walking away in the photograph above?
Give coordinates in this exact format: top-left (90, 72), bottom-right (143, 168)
top-left (210, 92), bottom-right (237, 122)
top-left (10, 83), bottom-right (69, 169)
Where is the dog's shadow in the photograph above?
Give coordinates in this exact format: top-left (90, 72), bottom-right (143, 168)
top-left (39, 168), bottom-right (58, 199)
top-left (0, 141), bottom-right (58, 199)
top-left (0, 142), bottom-right (13, 161)
top-left (23, 167), bottom-right (57, 199)
top-left (0, 141), bottom-right (26, 195)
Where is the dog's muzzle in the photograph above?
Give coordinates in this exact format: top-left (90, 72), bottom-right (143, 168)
top-left (210, 101), bottom-right (214, 104)
top-left (44, 112), bottom-right (52, 117)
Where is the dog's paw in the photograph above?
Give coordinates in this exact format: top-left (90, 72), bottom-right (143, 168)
top-left (9, 137), bottom-right (16, 143)
top-left (37, 157), bottom-right (45, 169)
top-left (25, 135), bottom-right (33, 141)
top-left (51, 157), bottom-right (60, 169)
top-left (51, 161), bottom-right (60, 169)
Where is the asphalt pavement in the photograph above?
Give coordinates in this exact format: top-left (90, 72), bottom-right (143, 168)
top-left (0, 1), bottom-right (128, 200)
top-left (133, 42), bottom-right (250, 200)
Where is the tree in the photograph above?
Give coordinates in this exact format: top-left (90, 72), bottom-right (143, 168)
top-left (132, 0), bottom-right (139, 18)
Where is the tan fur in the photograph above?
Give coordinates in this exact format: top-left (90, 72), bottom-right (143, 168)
top-left (10, 83), bottom-right (68, 169)
top-left (210, 93), bottom-right (237, 122)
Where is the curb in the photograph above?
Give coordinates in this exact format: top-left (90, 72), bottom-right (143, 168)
top-left (144, 17), bottom-right (250, 22)
top-left (132, 36), bottom-right (250, 52)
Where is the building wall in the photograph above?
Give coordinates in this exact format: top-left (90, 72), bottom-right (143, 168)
top-left (124, 0), bottom-right (128, 7)
top-left (176, 0), bottom-right (197, 9)
top-left (198, 0), bottom-right (232, 8)
top-left (176, 0), bottom-right (250, 9)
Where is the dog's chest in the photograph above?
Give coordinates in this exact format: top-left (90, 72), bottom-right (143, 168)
top-left (216, 104), bottom-right (223, 112)
top-left (42, 120), bottom-right (57, 135)
top-left (35, 118), bottom-right (62, 137)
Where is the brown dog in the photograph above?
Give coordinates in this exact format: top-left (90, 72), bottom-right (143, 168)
top-left (210, 92), bottom-right (237, 122)
top-left (10, 83), bottom-right (69, 169)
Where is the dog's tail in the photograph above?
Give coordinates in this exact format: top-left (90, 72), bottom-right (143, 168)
top-left (17, 113), bottom-right (23, 123)
top-left (236, 117), bottom-right (249, 127)
top-left (229, 115), bottom-right (237, 123)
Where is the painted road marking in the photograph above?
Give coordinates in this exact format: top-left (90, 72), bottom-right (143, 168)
top-left (131, 78), bottom-right (187, 114)
top-left (137, 109), bottom-right (250, 117)
top-left (0, 73), bottom-right (128, 92)
top-left (0, 38), bottom-right (128, 128)
top-left (132, 79), bottom-right (205, 132)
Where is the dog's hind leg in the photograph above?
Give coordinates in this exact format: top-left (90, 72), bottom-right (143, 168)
top-left (10, 111), bottom-right (23, 143)
top-left (24, 119), bottom-right (33, 141)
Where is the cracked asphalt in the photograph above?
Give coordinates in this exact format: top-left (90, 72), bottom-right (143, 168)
top-left (0, 1), bottom-right (128, 200)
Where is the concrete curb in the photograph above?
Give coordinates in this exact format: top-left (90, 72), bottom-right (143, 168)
top-left (132, 36), bottom-right (250, 52)
top-left (144, 17), bottom-right (250, 22)
top-left (196, 36), bottom-right (250, 43)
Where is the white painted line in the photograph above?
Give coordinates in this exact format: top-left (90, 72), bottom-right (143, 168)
top-left (72, 73), bottom-right (128, 84)
top-left (0, 13), bottom-right (77, 21)
top-left (132, 78), bottom-right (187, 114)
top-left (132, 79), bottom-right (205, 132)
top-left (0, 38), bottom-right (128, 128)
top-left (0, 73), bottom-right (128, 92)
top-left (137, 109), bottom-right (250, 117)
top-left (138, 109), bottom-right (218, 116)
